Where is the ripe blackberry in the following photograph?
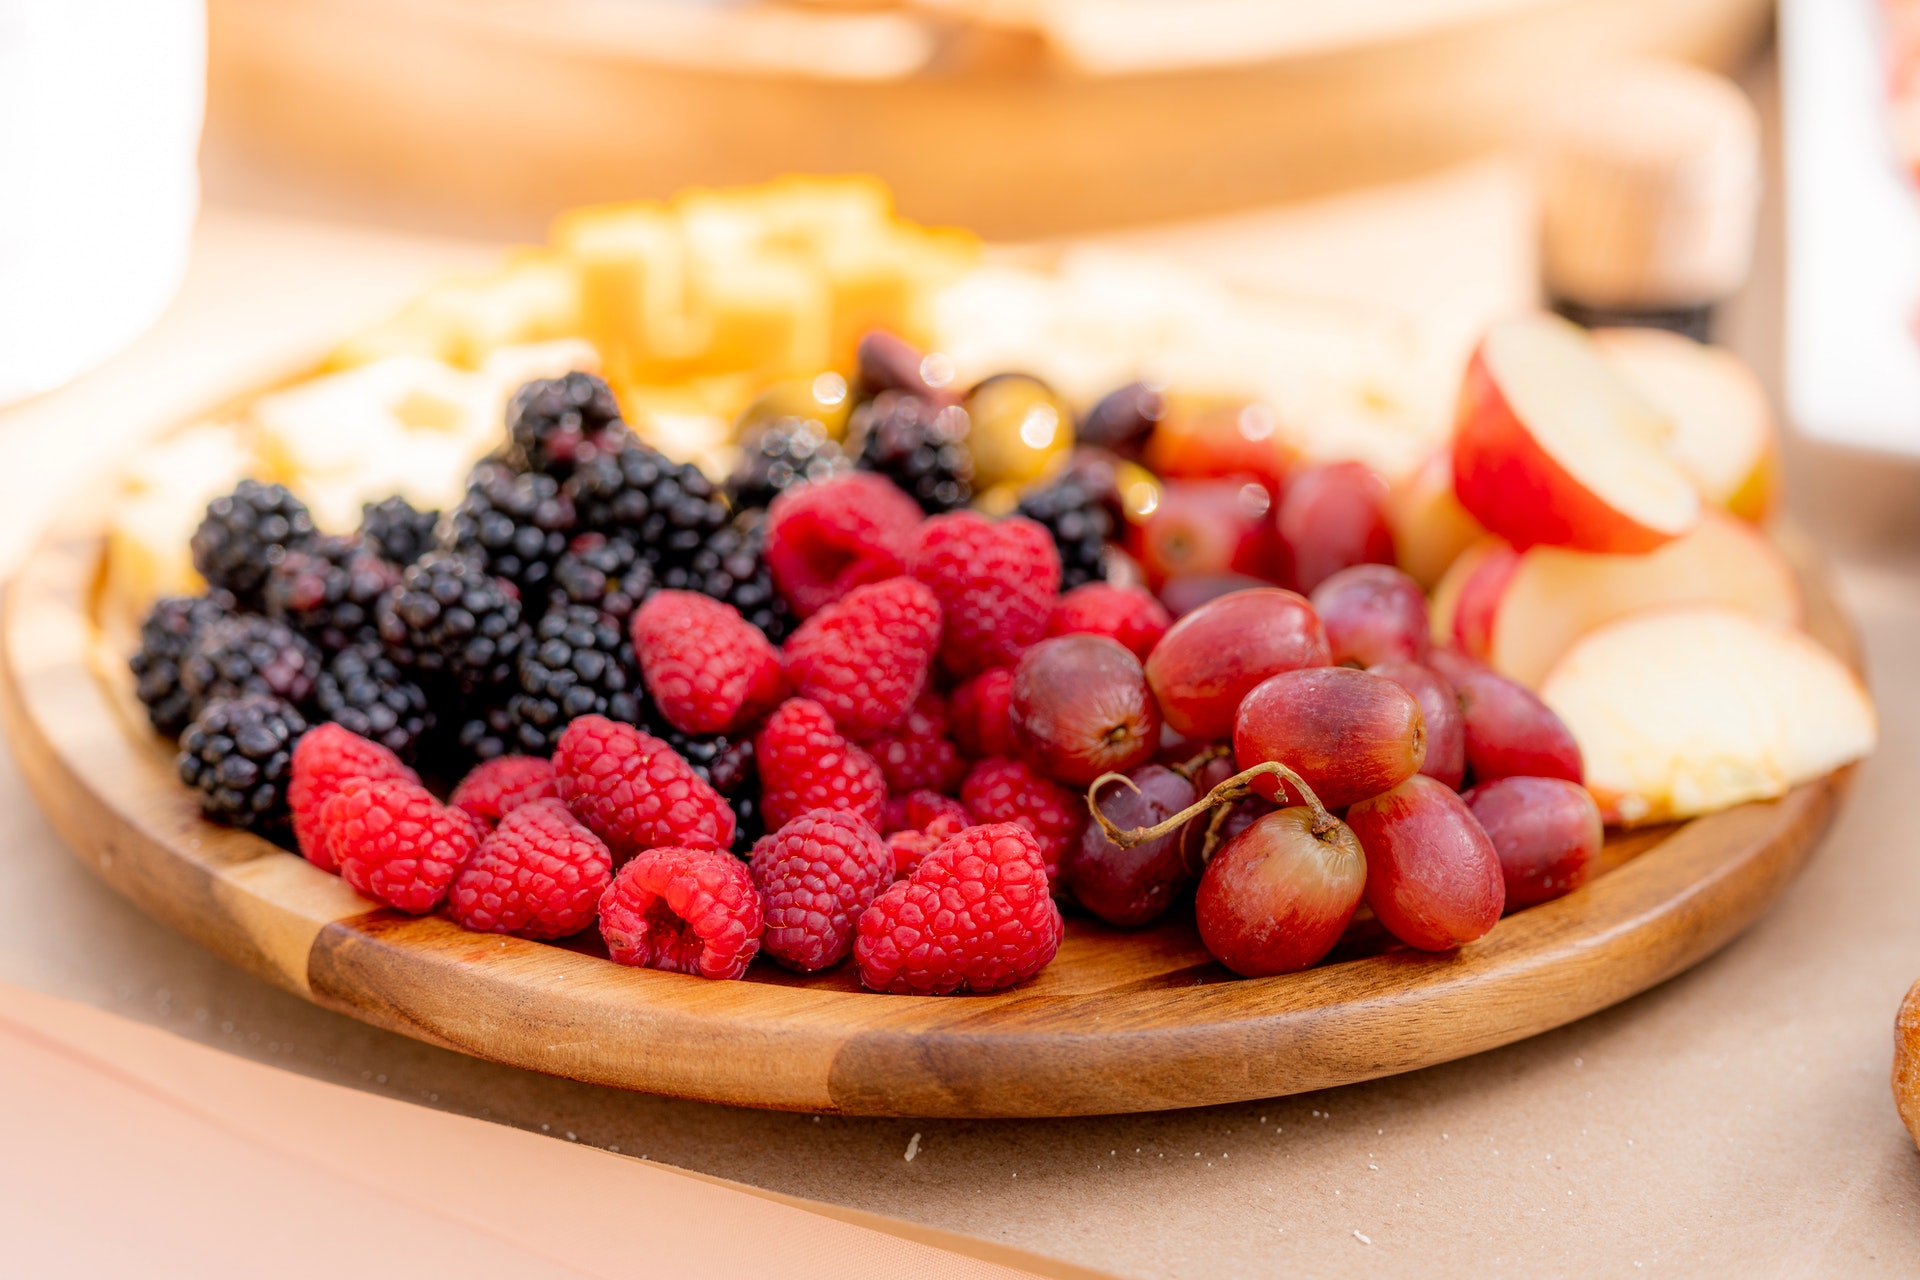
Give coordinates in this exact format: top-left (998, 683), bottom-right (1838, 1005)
top-left (726, 418), bottom-right (849, 512)
top-left (176, 694), bottom-right (308, 832)
top-left (377, 552), bottom-right (525, 691)
top-left (190, 480), bottom-right (318, 605)
top-left (444, 460), bottom-right (576, 600)
top-left (314, 642), bottom-right (432, 760)
top-left (1017, 473), bottom-right (1114, 590)
top-left (180, 614), bottom-right (321, 711)
top-left (656, 514), bottom-right (791, 644)
top-left (505, 604), bottom-right (644, 755)
top-left (130, 591), bottom-right (236, 736)
top-left (546, 533), bottom-right (655, 624)
top-left (652, 722), bottom-right (762, 854)
top-left (357, 496), bottom-right (438, 567)
top-left (451, 695), bottom-right (515, 768)
top-left (852, 390), bottom-right (973, 514)
top-left (564, 441), bottom-right (729, 565)
top-left (264, 534), bottom-right (400, 653)
top-left (506, 372), bottom-right (627, 477)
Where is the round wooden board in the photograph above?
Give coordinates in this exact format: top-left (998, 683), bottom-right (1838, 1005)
top-left (0, 495), bottom-right (1856, 1117)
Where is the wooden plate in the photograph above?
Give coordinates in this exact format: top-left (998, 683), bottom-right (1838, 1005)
top-left (0, 488), bottom-right (1855, 1117)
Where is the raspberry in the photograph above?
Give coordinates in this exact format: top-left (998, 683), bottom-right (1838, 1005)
top-left (288, 723), bottom-right (420, 870)
top-left (553, 715), bottom-right (735, 856)
top-left (324, 776), bottom-right (482, 913)
top-left (450, 755), bottom-right (558, 828)
top-left (960, 757), bottom-right (1085, 883)
top-left (881, 790), bottom-right (973, 878)
top-left (448, 799), bottom-right (612, 938)
top-left (763, 473), bottom-right (922, 617)
top-left (755, 699), bottom-right (887, 830)
top-left (748, 811), bottom-right (891, 972)
top-left (782, 578), bottom-right (941, 739)
top-left (599, 846), bottom-right (763, 979)
top-left (1045, 582), bottom-right (1170, 661)
top-left (630, 590), bottom-right (785, 736)
top-left (909, 511), bottom-right (1060, 678)
top-left (860, 692), bottom-right (965, 796)
top-left (854, 822), bottom-right (1064, 995)
top-left (949, 668), bottom-right (1017, 759)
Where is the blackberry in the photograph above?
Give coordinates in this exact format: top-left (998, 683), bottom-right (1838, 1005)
top-left (357, 496), bottom-right (438, 567)
top-left (726, 417), bottom-right (848, 512)
top-left (564, 441), bottom-right (729, 565)
top-left (1017, 473), bottom-right (1115, 590)
top-left (130, 591), bottom-right (236, 736)
top-left (656, 514), bottom-right (791, 644)
top-left (851, 390), bottom-right (973, 514)
top-left (444, 460), bottom-right (576, 601)
top-left (190, 480), bottom-right (318, 604)
top-left (314, 642), bottom-right (432, 761)
top-left (180, 614), bottom-right (321, 712)
top-left (433, 693), bottom-right (514, 771)
top-left (176, 695), bottom-right (307, 832)
top-left (263, 534), bottom-right (399, 653)
top-left (653, 722), bottom-right (761, 854)
top-left (504, 604), bottom-right (644, 755)
top-left (546, 533), bottom-right (656, 625)
top-left (505, 371), bottom-right (627, 477)
top-left (377, 552), bottom-right (525, 691)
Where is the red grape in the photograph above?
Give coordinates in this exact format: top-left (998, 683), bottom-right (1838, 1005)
top-left (1347, 774), bottom-right (1504, 950)
top-left (1144, 588), bottom-right (1330, 741)
top-left (1276, 461), bottom-right (1395, 594)
top-left (1233, 666), bottom-right (1426, 808)
top-left (1195, 805), bottom-right (1368, 976)
top-left (1128, 478), bottom-right (1284, 589)
top-left (1064, 765), bottom-right (1198, 926)
top-left (1157, 573), bottom-right (1272, 617)
top-left (1311, 564), bottom-right (1430, 667)
top-left (1369, 660), bottom-right (1466, 790)
top-left (1011, 635), bottom-right (1160, 787)
top-left (1428, 651), bottom-right (1583, 784)
top-left (1464, 776), bottom-right (1603, 911)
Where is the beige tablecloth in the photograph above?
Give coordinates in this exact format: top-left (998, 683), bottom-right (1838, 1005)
top-left (4, 117), bottom-right (1920, 1278)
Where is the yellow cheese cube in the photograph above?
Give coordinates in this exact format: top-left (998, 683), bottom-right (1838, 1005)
top-left (552, 202), bottom-right (701, 379)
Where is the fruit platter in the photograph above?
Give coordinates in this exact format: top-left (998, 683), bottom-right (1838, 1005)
top-left (0, 178), bottom-right (1876, 1117)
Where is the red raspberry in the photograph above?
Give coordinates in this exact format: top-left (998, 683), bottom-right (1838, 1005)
top-left (324, 776), bottom-right (482, 913)
top-left (748, 810), bottom-right (892, 972)
top-left (949, 667), bottom-right (1017, 759)
top-left (553, 714), bottom-right (735, 857)
top-left (764, 473), bottom-right (923, 617)
top-left (855, 822), bottom-right (1064, 995)
top-left (288, 724), bottom-right (418, 872)
top-left (960, 756), bottom-right (1085, 883)
top-left (1045, 582), bottom-right (1171, 661)
top-left (881, 790), bottom-right (973, 877)
top-left (599, 846), bottom-right (763, 979)
top-left (755, 698), bottom-right (887, 830)
top-left (630, 590), bottom-right (785, 735)
top-left (910, 511), bottom-right (1060, 678)
top-left (450, 755), bottom-right (557, 828)
top-left (447, 799), bottom-right (612, 938)
top-left (782, 578), bottom-right (940, 739)
top-left (860, 692), bottom-right (966, 796)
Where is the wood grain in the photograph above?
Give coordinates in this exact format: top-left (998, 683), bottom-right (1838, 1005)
top-left (0, 485), bottom-right (1858, 1116)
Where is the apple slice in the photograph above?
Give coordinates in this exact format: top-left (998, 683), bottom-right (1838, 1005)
top-left (1384, 449), bottom-right (1488, 590)
top-left (1429, 511), bottom-right (1801, 686)
top-left (1592, 327), bottom-right (1777, 521)
top-left (1453, 313), bottom-right (1700, 554)
top-left (1539, 606), bottom-right (1875, 825)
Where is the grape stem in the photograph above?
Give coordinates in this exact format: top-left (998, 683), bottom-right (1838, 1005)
top-left (1168, 742), bottom-right (1231, 782)
top-left (1085, 761), bottom-right (1339, 851)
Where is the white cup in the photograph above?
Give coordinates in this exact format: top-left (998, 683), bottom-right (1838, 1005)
top-left (0, 0), bottom-right (204, 406)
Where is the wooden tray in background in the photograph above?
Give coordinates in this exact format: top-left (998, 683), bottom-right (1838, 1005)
top-left (0, 462), bottom-right (1856, 1116)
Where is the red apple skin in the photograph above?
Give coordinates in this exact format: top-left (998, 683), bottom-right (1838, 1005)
top-left (1463, 776), bottom-right (1603, 912)
top-left (1232, 667), bottom-right (1427, 808)
top-left (1349, 774), bottom-right (1505, 951)
top-left (1145, 588), bottom-right (1330, 741)
top-left (1066, 765), bottom-right (1198, 927)
top-left (1194, 807), bottom-right (1367, 976)
top-left (1010, 635), bottom-right (1161, 787)
top-left (1370, 660), bottom-right (1467, 791)
top-left (1453, 343), bottom-right (1682, 555)
top-left (1448, 542), bottom-right (1522, 659)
